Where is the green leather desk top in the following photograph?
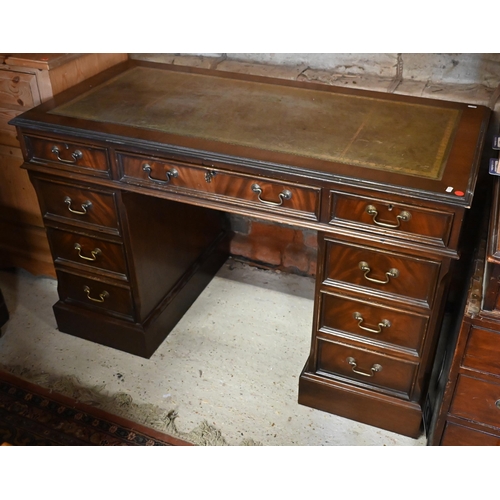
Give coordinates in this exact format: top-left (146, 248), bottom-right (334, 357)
top-left (51, 66), bottom-right (461, 181)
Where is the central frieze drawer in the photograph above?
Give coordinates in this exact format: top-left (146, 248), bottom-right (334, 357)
top-left (117, 153), bottom-right (321, 221)
top-left (450, 375), bottom-right (500, 429)
top-left (323, 239), bottom-right (441, 308)
top-left (318, 291), bottom-right (429, 354)
top-left (47, 227), bottom-right (128, 278)
top-left (25, 135), bottom-right (111, 176)
top-left (329, 191), bottom-right (454, 247)
top-left (316, 337), bottom-right (418, 398)
top-left (33, 177), bottom-right (120, 233)
top-left (57, 271), bottom-right (134, 320)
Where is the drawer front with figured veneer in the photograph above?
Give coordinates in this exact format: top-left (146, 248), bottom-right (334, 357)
top-left (323, 239), bottom-right (441, 308)
top-left (25, 135), bottom-right (110, 176)
top-left (33, 178), bottom-right (120, 233)
top-left (450, 375), bottom-right (500, 429)
top-left (57, 271), bottom-right (134, 320)
top-left (118, 153), bottom-right (321, 221)
top-left (318, 291), bottom-right (429, 354)
top-left (47, 227), bottom-right (128, 278)
top-left (316, 337), bottom-right (418, 397)
top-left (329, 191), bottom-right (454, 248)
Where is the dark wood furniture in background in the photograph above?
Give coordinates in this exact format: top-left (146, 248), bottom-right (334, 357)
top-left (0, 289), bottom-right (8, 335)
top-left (11, 60), bottom-right (491, 439)
top-left (428, 175), bottom-right (500, 445)
top-left (0, 53), bottom-right (127, 277)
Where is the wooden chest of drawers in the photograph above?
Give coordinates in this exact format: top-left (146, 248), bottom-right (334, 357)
top-left (429, 174), bottom-right (500, 445)
top-left (11, 60), bottom-right (491, 438)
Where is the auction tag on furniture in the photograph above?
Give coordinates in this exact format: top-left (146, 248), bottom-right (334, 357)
top-left (493, 136), bottom-right (500, 150)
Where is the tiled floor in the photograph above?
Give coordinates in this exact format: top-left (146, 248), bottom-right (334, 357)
top-left (0, 259), bottom-right (426, 446)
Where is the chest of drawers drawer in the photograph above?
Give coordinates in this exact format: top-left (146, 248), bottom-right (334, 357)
top-left (46, 227), bottom-right (128, 278)
top-left (462, 327), bottom-right (500, 376)
top-left (32, 177), bottom-right (121, 234)
top-left (322, 238), bottom-right (441, 308)
top-left (57, 270), bottom-right (134, 320)
top-left (316, 337), bottom-right (418, 398)
top-left (24, 135), bottom-right (111, 177)
top-left (0, 71), bottom-right (41, 148)
top-left (0, 70), bottom-right (40, 109)
top-left (318, 291), bottom-right (429, 355)
top-left (450, 375), bottom-right (500, 429)
top-left (117, 153), bottom-right (321, 221)
top-left (329, 191), bottom-right (454, 248)
top-left (441, 422), bottom-right (500, 445)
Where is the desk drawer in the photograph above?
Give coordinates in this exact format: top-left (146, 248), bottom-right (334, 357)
top-left (316, 337), bottom-right (417, 397)
top-left (450, 375), bottom-right (500, 429)
top-left (318, 291), bottom-right (428, 354)
top-left (25, 135), bottom-right (110, 176)
top-left (57, 271), bottom-right (134, 319)
top-left (323, 239), bottom-right (441, 307)
top-left (330, 191), bottom-right (453, 247)
top-left (463, 327), bottom-right (500, 376)
top-left (47, 227), bottom-right (128, 278)
top-left (33, 178), bottom-right (120, 233)
top-left (118, 153), bottom-right (320, 221)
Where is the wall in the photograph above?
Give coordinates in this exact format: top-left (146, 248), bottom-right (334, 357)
top-left (131, 53), bottom-right (500, 276)
top-left (132, 53), bottom-right (500, 104)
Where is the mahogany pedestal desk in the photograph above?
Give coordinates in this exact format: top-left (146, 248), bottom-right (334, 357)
top-left (10, 60), bottom-right (490, 439)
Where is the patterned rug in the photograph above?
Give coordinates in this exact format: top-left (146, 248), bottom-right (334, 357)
top-left (0, 369), bottom-right (191, 446)
top-left (0, 364), bottom-right (261, 446)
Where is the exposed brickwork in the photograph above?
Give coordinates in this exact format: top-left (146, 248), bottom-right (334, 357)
top-left (228, 215), bottom-right (318, 276)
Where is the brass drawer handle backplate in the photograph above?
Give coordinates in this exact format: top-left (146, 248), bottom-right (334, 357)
top-left (74, 243), bottom-right (101, 262)
top-left (251, 183), bottom-right (292, 207)
top-left (51, 146), bottom-right (83, 165)
top-left (64, 196), bottom-right (92, 215)
top-left (353, 312), bottom-right (391, 334)
top-left (365, 204), bottom-right (411, 229)
top-left (359, 261), bottom-right (399, 285)
top-left (346, 357), bottom-right (382, 377)
top-left (83, 285), bottom-right (109, 303)
top-left (142, 164), bottom-right (178, 184)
